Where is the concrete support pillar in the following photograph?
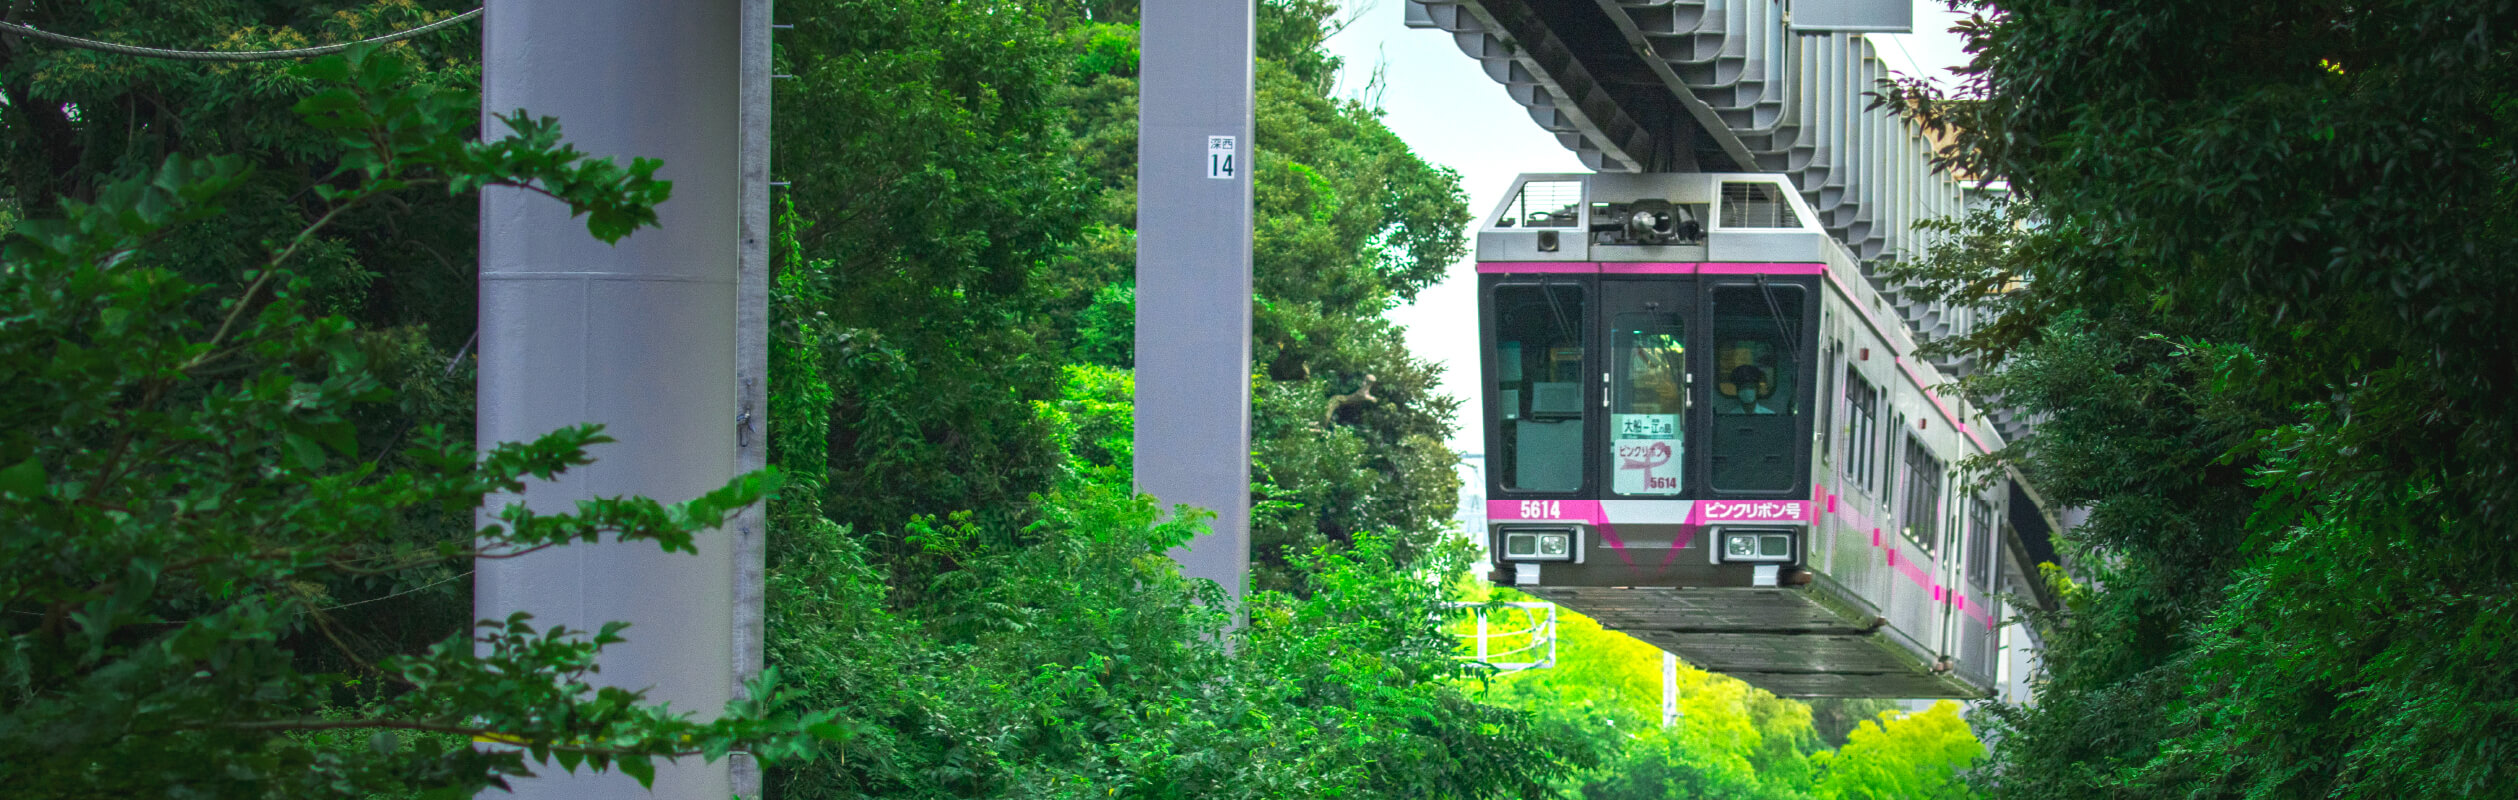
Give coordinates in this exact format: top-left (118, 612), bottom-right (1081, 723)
top-left (477, 1), bottom-right (740, 796)
top-left (1137, 0), bottom-right (1257, 610)
top-left (730, 0), bottom-right (774, 797)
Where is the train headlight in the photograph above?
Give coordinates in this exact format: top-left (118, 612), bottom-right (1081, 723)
top-left (1718, 528), bottom-right (1797, 563)
top-left (1500, 528), bottom-right (1576, 562)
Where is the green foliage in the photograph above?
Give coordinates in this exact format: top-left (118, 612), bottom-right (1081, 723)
top-left (1243, 44), bottom-right (1472, 588)
top-left (1464, 600), bottom-right (1983, 800)
top-left (750, 0), bottom-right (1607, 795)
top-left (1806, 697), bottom-right (1906, 750)
top-left (291, 46), bottom-right (671, 244)
top-left (772, 0), bottom-right (1092, 543)
top-left (1, 1), bottom-right (486, 349)
top-left (765, 355), bottom-right (1599, 798)
top-left (1808, 702), bottom-right (1981, 800)
top-left (0, 49), bottom-right (820, 797)
top-left (1877, 1), bottom-right (2518, 796)
top-left (0, 2), bottom-right (1648, 797)
top-left (1038, 362), bottom-right (1137, 479)
top-left (3, 5), bottom-right (497, 698)
top-left (1073, 23), bottom-right (1141, 79)
top-left (767, 0), bottom-right (1471, 585)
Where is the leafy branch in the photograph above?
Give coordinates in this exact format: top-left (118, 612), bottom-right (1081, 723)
top-left (0, 45), bottom-right (819, 797)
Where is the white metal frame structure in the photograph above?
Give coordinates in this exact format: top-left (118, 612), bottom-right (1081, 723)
top-left (1448, 601), bottom-right (1561, 672)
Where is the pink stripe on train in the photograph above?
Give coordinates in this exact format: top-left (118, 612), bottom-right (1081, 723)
top-left (1486, 498), bottom-right (1813, 565)
top-left (1897, 357), bottom-right (1995, 456)
top-left (1487, 499), bottom-right (1629, 563)
top-left (1817, 484), bottom-right (1995, 630)
top-left (1692, 499), bottom-right (1815, 524)
top-left (1478, 261), bottom-right (1827, 275)
top-left (1474, 261), bottom-right (1594, 274)
top-left (1697, 262), bottom-right (1825, 275)
top-left (1956, 593), bottom-right (1997, 628)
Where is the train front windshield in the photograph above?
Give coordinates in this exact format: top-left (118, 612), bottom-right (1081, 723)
top-left (1483, 276), bottom-right (1815, 501)
top-left (1492, 284), bottom-right (1588, 493)
top-left (1707, 284), bottom-right (1805, 492)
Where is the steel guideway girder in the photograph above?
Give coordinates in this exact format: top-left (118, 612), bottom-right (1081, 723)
top-left (1406, 1), bottom-right (1967, 290)
top-left (1419, 0), bottom-right (1655, 172)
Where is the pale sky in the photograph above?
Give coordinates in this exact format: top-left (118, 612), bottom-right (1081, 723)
top-left (1322, 1), bottom-right (1973, 454)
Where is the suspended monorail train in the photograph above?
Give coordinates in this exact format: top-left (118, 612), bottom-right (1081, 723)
top-left (1477, 172), bottom-right (2040, 698)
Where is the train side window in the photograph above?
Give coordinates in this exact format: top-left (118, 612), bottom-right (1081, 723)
top-left (1610, 313), bottom-right (1685, 495)
top-left (1709, 285), bottom-right (1807, 492)
top-left (1966, 497), bottom-right (1995, 587)
top-left (1841, 367), bottom-right (1879, 496)
top-left (1817, 340), bottom-right (1837, 464)
top-left (1492, 284), bottom-right (1588, 493)
top-left (1900, 436), bottom-right (1944, 555)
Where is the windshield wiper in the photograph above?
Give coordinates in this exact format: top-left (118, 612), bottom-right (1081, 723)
top-left (1755, 274), bottom-right (1803, 397)
top-left (1539, 278), bottom-right (1578, 351)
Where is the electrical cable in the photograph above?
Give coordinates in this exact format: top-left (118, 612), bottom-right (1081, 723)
top-left (315, 570), bottom-right (474, 612)
top-left (0, 8), bottom-right (480, 62)
top-left (4, 570), bottom-right (475, 619)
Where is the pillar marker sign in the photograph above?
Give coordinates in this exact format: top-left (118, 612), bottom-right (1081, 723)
top-left (1207, 135), bottom-right (1237, 179)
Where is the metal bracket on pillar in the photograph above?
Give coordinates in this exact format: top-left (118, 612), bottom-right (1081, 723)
top-left (1136, 0), bottom-right (1256, 617)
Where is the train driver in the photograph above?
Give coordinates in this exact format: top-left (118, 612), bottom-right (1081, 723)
top-left (1717, 341), bottom-right (1779, 415)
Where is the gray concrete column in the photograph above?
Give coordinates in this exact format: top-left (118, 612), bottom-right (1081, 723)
top-left (1137, 0), bottom-right (1256, 610)
top-left (729, 0), bottom-right (774, 797)
top-left (477, 1), bottom-right (740, 797)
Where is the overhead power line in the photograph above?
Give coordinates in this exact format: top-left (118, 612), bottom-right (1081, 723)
top-left (0, 8), bottom-right (481, 62)
top-left (316, 570), bottom-right (475, 612)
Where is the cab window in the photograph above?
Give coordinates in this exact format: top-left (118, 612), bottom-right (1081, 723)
top-left (1708, 284), bottom-right (1806, 491)
top-left (1492, 284), bottom-right (1587, 492)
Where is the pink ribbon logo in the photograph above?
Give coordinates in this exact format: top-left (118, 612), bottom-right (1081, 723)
top-left (1620, 441), bottom-right (1673, 471)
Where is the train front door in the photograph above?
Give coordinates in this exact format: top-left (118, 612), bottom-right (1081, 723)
top-left (1601, 276), bottom-right (1697, 500)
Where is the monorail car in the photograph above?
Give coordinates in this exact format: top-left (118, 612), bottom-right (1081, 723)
top-left (1478, 173), bottom-right (2023, 698)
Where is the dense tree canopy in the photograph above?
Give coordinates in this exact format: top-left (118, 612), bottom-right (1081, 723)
top-left (0, 2), bottom-right (490, 689)
top-left (1882, 1), bottom-right (2518, 796)
top-left (767, 0), bottom-right (1466, 592)
top-left (756, 2), bottom-right (1609, 796)
top-left (0, 47), bottom-right (821, 796)
top-left (0, 0), bottom-right (2024, 796)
